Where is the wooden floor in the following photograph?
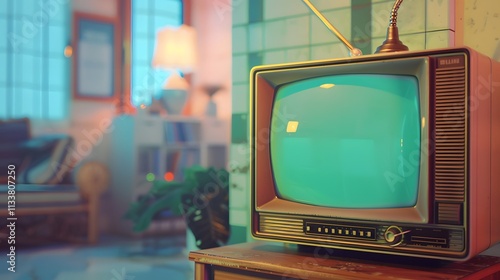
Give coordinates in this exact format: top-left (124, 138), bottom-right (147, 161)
top-left (0, 234), bottom-right (192, 280)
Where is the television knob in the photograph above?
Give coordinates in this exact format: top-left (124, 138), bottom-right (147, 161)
top-left (384, 226), bottom-right (406, 246)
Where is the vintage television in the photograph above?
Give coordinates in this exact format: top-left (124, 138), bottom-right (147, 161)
top-left (250, 46), bottom-right (500, 260)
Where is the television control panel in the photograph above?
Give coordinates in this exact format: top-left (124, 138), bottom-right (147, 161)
top-left (305, 221), bottom-right (377, 240)
top-left (303, 220), bottom-right (464, 250)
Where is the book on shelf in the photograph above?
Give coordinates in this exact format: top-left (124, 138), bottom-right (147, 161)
top-left (166, 150), bottom-right (182, 179)
top-left (165, 122), bottom-right (177, 144)
top-left (175, 122), bottom-right (187, 142)
top-left (138, 148), bottom-right (161, 175)
top-left (176, 149), bottom-right (201, 181)
top-left (183, 123), bottom-right (198, 143)
top-left (164, 122), bottom-right (200, 144)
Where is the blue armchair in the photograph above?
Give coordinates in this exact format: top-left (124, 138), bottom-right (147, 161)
top-left (0, 118), bottom-right (107, 245)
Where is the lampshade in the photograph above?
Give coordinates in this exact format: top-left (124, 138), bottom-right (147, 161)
top-left (151, 24), bottom-right (197, 73)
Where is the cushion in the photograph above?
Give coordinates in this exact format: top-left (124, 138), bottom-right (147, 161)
top-left (0, 118), bottom-right (31, 144)
top-left (18, 135), bottom-right (75, 184)
top-left (0, 118), bottom-right (31, 184)
top-left (0, 184), bottom-right (82, 206)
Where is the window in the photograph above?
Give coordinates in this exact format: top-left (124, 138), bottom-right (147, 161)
top-left (0, 0), bottom-right (70, 120)
top-left (130, 0), bottom-right (183, 107)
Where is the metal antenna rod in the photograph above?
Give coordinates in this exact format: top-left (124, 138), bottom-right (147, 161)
top-left (389, 0), bottom-right (404, 26)
top-left (302, 0), bottom-right (362, 57)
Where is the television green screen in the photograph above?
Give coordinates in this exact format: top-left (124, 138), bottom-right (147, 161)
top-left (270, 74), bottom-right (420, 208)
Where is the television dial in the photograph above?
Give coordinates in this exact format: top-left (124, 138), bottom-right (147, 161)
top-left (384, 226), bottom-right (409, 246)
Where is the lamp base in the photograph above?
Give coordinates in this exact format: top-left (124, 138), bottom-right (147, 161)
top-left (206, 100), bottom-right (217, 117)
top-left (204, 85), bottom-right (222, 117)
top-left (161, 89), bottom-right (187, 115)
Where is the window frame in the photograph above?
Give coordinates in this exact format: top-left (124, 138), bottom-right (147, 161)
top-left (121, 0), bottom-right (190, 114)
top-left (0, 0), bottom-right (71, 120)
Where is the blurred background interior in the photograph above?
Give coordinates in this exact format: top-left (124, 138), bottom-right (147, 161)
top-left (0, 0), bottom-right (500, 279)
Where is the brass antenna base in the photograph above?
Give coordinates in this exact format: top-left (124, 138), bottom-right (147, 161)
top-left (375, 25), bottom-right (409, 53)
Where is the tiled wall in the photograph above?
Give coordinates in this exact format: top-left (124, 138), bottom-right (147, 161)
top-left (229, 0), bottom-right (455, 244)
top-left (461, 0), bottom-right (500, 61)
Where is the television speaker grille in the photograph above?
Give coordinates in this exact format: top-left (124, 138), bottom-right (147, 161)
top-left (433, 56), bottom-right (467, 225)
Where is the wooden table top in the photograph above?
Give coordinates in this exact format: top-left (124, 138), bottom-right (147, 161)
top-left (189, 242), bottom-right (500, 280)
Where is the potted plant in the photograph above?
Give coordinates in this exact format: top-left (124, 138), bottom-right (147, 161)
top-left (124, 166), bottom-right (230, 249)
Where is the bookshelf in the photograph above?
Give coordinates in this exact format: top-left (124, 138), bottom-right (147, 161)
top-left (108, 114), bottom-right (229, 235)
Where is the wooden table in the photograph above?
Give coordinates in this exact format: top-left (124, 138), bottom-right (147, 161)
top-left (189, 242), bottom-right (500, 280)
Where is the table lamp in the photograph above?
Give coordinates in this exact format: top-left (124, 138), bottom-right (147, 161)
top-left (151, 24), bottom-right (197, 115)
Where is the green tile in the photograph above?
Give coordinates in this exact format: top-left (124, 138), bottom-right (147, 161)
top-left (351, 0), bottom-right (372, 55)
top-left (248, 0), bottom-right (263, 23)
top-left (232, 113), bottom-right (248, 144)
top-left (227, 225), bottom-right (248, 245)
top-left (248, 52), bottom-right (263, 70)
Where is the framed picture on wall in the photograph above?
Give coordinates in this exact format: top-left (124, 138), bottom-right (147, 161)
top-left (73, 12), bottom-right (121, 101)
